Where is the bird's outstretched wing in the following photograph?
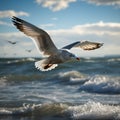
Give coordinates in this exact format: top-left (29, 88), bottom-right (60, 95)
top-left (12, 16), bottom-right (58, 56)
top-left (62, 41), bottom-right (103, 50)
top-left (62, 41), bottom-right (80, 49)
top-left (8, 41), bottom-right (17, 44)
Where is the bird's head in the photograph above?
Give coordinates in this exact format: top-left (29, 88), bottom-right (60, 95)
top-left (67, 52), bottom-right (80, 61)
top-left (60, 50), bottom-right (80, 61)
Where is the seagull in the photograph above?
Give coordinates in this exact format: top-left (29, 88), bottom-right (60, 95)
top-left (8, 40), bottom-right (17, 45)
top-left (26, 49), bottom-right (32, 53)
top-left (12, 16), bottom-right (103, 71)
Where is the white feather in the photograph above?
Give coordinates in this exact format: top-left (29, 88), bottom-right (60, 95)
top-left (35, 59), bottom-right (58, 71)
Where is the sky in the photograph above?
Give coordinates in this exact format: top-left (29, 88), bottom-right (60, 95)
top-left (0, 0), bottom-right (120, 58)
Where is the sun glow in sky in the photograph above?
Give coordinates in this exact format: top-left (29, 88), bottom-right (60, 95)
top-left (0, 0), bottom-right (120, 58)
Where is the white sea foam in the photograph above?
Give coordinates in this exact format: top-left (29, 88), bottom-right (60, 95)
top-left (7, 58), bottom-right (36, 64)
top-left (0, 76), bottom-right (8, 87)
top-left (0, 102), bottom-right (120, 120)
top-left (0, 103), bottom-right (39, 115)
top-left (58, 70), bottom-right (86, 79)
top-left (79, 75), bottom-right (120, 94)
top-left (0, 103), bottom-right (67, 116)
top-left (107, 58), bottom-right (120, 62)
top-left (68, 101), bottom-right (120, 120)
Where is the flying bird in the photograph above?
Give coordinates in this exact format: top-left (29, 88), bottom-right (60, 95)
top-left (12, 16), bottom-right (103, 71)
top-left (8, 40), bottom-right (17, 45)
top-left (26, 49), bottom-right (32, 53)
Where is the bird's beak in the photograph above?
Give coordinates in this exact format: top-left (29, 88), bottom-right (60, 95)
top-left (76, 57), bottom-right (80, 60)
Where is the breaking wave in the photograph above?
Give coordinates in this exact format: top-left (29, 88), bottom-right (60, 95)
top-left (79, 75), bottom-right (120, 94)
top-left (6, 58), bottom-right (36, 64)
top-left (0, 57), bottom-right (120, 120)
top-left (0, 102), bottom-right (120, 120)
top-left (68, 101), bottom-right (120, 120)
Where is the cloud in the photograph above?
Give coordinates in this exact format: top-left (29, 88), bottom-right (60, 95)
top-left (49, 21), bottom-right (120, 37)
top-left (40, 23), bottom-right (55, 28)
top-left (0, 10), bottom-right (29, 18)
top-left (35, 0), bottom-right (120, 11)
top-left (48, 21), bottom-right (120, 56)
top-left (0, 32), bottom-right (25, 39)
top-left (0, 21), bottom-right (11, 26)
top-left (0, 21), bottom-right (120, 57)
top-left (0, 32), bottom-right (36, 57)
top-left (82, 0), bottom-right (120, 7)
top-left (35, 0), bottom-right (76, 11)
top-left (72, 21), bottom-right (120, 36)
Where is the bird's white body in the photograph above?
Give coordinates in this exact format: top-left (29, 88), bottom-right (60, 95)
top-left (35, 49), bottom-right (77, 71)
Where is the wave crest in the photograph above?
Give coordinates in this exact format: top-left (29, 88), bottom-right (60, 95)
top-left (68, 101), bottom-right (120, 120)
top-left (6, 58), bottom-right (36, 64)
top-left (58, 70), bottom-right (86, 79)
top-left (79, 75), bottom-right (120, 94)
top-left (0, 102), bottom-right (120, 120)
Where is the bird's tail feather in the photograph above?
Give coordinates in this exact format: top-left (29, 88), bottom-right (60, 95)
top-left (35, 59), bottom-right (58, 71)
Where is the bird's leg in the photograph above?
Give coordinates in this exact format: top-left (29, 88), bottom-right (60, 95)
top-left (44, 64), bottom-right (53, 69)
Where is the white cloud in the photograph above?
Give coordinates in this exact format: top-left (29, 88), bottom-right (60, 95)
top-left (0, 21), bottom-right (11, 26)
top-left (72, 21), bottom-right (120, 36)
top-left (0, 10), bottom-right (29, 18)
top-left (35, 0), bottom-right (120, 11)
top-left (0, 32), bottom-right (25, 39)
top-left (82, 0), bottom-right (120, 7)
top-left (40, 23), bottom-right (55, 28)
top-left (48, 21), bottom-right (120, 56)
top-left (49, 21), bottom-right (120, 37)
top-left (35, 0), bottom-right (76, 11)
top-left (0, 32), bottom-right (37, 57)
top-left (0, 21), bottom-right (120, 57)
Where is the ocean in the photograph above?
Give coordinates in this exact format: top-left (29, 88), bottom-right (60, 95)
top-left (0, 56), bottom-right (120, 120)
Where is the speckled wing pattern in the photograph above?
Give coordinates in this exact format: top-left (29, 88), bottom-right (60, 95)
top-left (63, 41), bottom-right (103, 50)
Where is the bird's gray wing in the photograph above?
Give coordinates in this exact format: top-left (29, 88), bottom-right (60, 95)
top-left (62, 41), bottom-right (80, 49)
top-left (12, 16), bottom-right (58, 56)
top-left (8, 41), bottom-right (16, 44)
top-left (62, 41), bottom-right (103, 50)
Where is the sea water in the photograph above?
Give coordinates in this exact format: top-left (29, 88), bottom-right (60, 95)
top-left (0, 56), bottom-right (120, 120)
